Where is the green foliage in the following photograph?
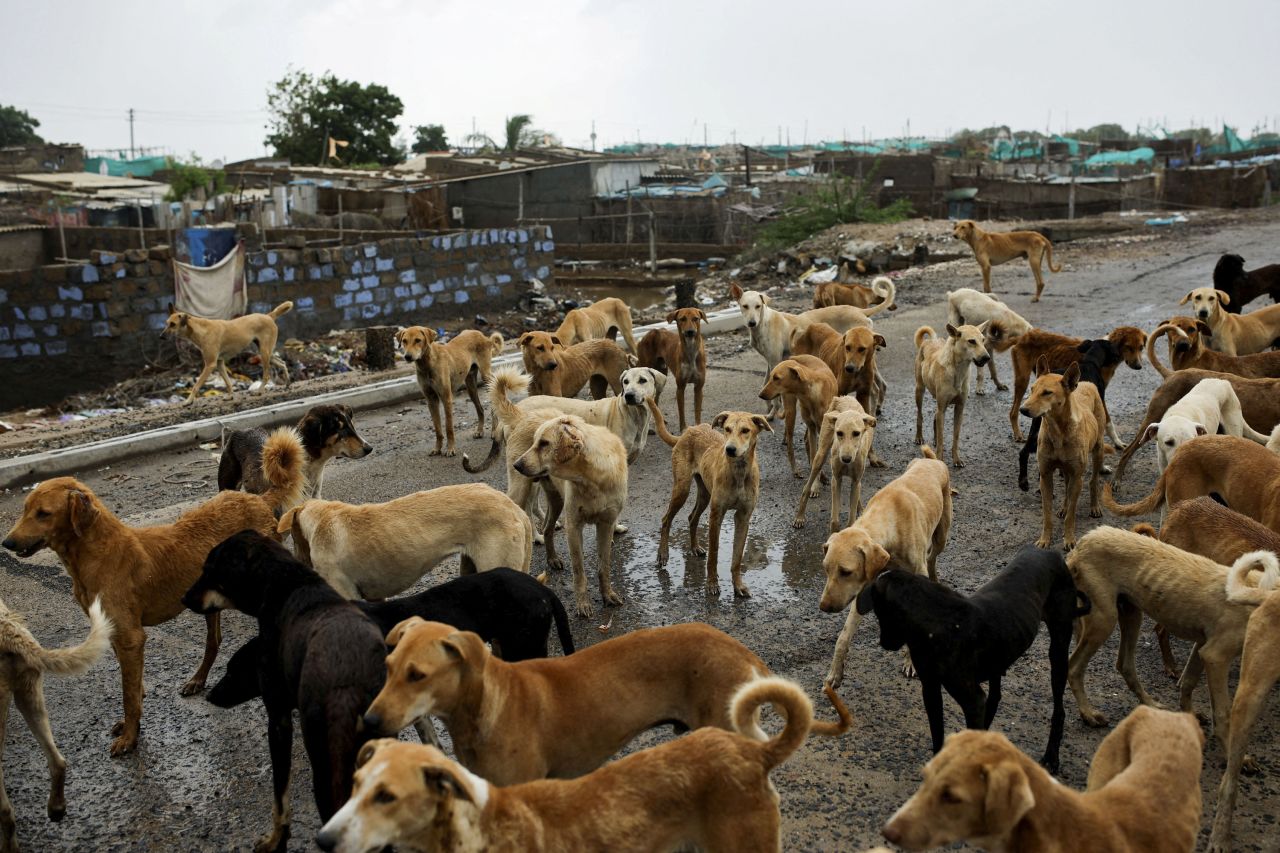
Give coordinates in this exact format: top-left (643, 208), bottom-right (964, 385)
top-left (753, 170), bottom-right (913, 252)
top-left (165, 156), bottom-right (226, 202)
top-left (465, 114), bottom-right (547, 152)
top-left (411, 124), bottom-right (449, 154)
top-left (0, 105), bottom-right (42, 147)
top-left (1072, 123), bottom-right (1130, 143)
top-left (265, 67), bottom-right (405, 166)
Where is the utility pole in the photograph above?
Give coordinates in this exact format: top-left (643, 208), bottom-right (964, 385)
top-left (590, 119), bottom-right (597, 152)
top-left (128, 108), bottom-right (135, 160)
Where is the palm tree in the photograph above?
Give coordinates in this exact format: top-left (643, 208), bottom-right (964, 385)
top-left (464, 114), bottom-right (538, 153)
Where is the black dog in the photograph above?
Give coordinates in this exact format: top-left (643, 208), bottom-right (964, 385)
top-left (1018, 339), bottom-right (1118, 491)
top-left (1213, 253), bottom-right (1280, 313)
top-left (854, 546), bottom-right (1090, 772)
top-left (207, 567), bottom-right (576, 707)
top-left (218, 404), bottom-right (372, 499)
top-left (182, 530), bottom-right (385, 853)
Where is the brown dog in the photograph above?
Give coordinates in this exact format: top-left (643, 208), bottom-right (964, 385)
top-left (882, 705), bottom-right (1204, 852)
top-left (1145, 320), bottom-right (1280, 379)
top-left (789, 322), bottom-right (888, 421)
top-left (518, 331), bottom-right (634, 399)
top-left (813, 274), bottom-right (896, 310)
top-left (397, 326), bottom-right (504, 457)
top-left (0, 430), bottom-right (302, 755)
top-left (758, 355), bottom-right (837, 479)
top-left (1180, 286), bottom-right (1280, 355)
top-left (914, 323), bottom-right (991, 467)
top-left (162, 301), bottom-right (292, 402)
top-left (637, 308), bottom-right (707, 430)
top-left (554, 296), bottom-right (638, 352)
top-left (652, 405), bottom-right (772, 598)
top-left (953, 219), bottom-right (1063, 302)
top-left (793, 397), bottom-right (877, 532)
top-left (1020, 361), bottom-right (1107, 550)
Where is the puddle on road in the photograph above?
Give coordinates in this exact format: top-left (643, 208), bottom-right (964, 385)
top-left (550, 282), bottom-right (673, 312)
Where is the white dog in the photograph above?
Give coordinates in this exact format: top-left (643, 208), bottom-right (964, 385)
top-left (517, 366), bottom-right (664, 463)
top-left (946, 287), bottom-right (1033, 394)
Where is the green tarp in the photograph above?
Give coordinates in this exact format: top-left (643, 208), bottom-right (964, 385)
top-left (84, 155), bottom-right (168, 177)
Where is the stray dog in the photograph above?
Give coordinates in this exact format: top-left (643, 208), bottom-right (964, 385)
top-left (813, 274), bottom-right (896, 310)
top-left (952, 219), bottom-right (1062, 302)
top-left (789, 321), bottom-right (888, 422)
top-left (0, 597), bottom-right (111, 851)
top-left (219, 404), bottom-right (371, 500)
top-left (946, 287), bottom-right (1033, 394)
top-left (1146, 319), bottom-right (1280, 379)
top-left (793, 396), bottom-right (877, 531)
top-left (319, 676), bottom-right (847, 853)
top-left (1007, 325), bottom-right (1146, 441)
top-left (1020, 361), bottom-right (1107, 548)
top-left (360, 619), bottom-right (850, 785)
top-left (1180, 286), bottom-right (1280, 355)
top-left (396, 326), bottom-right (504, 457)
top-left (554, 296), bottom-right (638, 352)
top-left (276, 483), bottom-right (533, 600)
top-left (882, 705), bottom-right (1204, 853)
top-left (518, 332), bottom-right (634, 399)
top-left (183, 531), bottom-right (385, 853)
top-left (514, 414), bottom-right (629, 617)
top-left (854, 545), bottom-right (1088, 772)
top-left (758, 354), bottom-right (837, 479)
top-left (913, 322), bottom-right (991, 466)
top-left (162, 301), bottom-right (292, 402)
top-left (636, 307), bottom-right (707, 430)
top-left (0, 429), bottom-right (302, 756)
top-left (818, 446), bottom-right (953, 686)
top-left (1213, 252), bottom-right (1280, 312)
top-left (1064, 525), bottom-right (1277, 759)
top-left (652, 405), bottom-right (772, 598)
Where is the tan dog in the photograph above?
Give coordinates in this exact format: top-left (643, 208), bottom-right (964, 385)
top-left (652, 406), bottom-right (772, 598)
top-left (0, 597), bottom-right (111, 851)
top-left (554, 295), bottom-right (638, 352)
top-left (758, 355), bottom-right (837, 479)
top-left (360, 620), bottom-right (850, 785)
top-left (953, 219), bottom-right (1063, 302)
top-left (0, 429), bottom-right (302, 755)
top-left (1180, 286), bottom-right (1280, 355)
top-left (276, 484), bottom-right (533, 600)
top-left (882, 705), bottom-right (1204, 853)
top-left (946, 287), bottom-right (1033, 394)
top-left (793, 397), bottom-right (877, 532)
top-left (517, 331), bottom-right (634, 399)
top-left (325, 676), bottom-right (848, 853)
top-left (813, 274), bottom-right (896, 310)
top-left (636, 307), bottom-right (707, 430)
top-left (914, 322), bottom-right (991, 466)
top-left (789, 321), bottom-right (888, 422)
top-left (396, 326), bottom-right (504, 457)
top-left (1145, 320), bottom-right (1280, 379)
top-left (818, 447), bottom-right (953, 686)
top-left (514, 414), bottom-right (628, 617)
top-left (1019, 361), bottom-right (1107, 548)
top-left (162, 301), bottom-right (292, 402)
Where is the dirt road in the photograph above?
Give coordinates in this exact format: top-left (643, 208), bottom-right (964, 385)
top-left (1, 215), bottom-right (1277, 851)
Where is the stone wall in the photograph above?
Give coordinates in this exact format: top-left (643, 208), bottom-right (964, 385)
top-left (0, 226), bottom-right (554, 409)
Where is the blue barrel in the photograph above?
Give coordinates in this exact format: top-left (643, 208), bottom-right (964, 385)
top-left (178, 227), bottom-right (238, 267)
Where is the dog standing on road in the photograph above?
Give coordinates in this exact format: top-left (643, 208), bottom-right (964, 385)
top-left (758, 355), bottom-right (837, 479)
top-left (162, 301), bottom-right (292, 402)
top-left (1146, 319), bottom-right (1280, 379)
top-left (554, 296), bottom-right (638, 353)
top-left (946, 287), bottom-right (1033, 394)
top-left (793, 397), bottom-right (877, 532)
top-left (914, 323), bottom-right (991, 467)
top-left (789, 322), bottom-right (888, 426)
top-left (952, 219), bottom-right (1062, 302)
top-left (219, 404), bottom-right (372, 500)
top-left (1180, 286), bottom-right (1280, 355)
top-left (813, 274), bottom-right (896, 311)
top-left (518, 332), bottom-right (634, 399)
top-left (1213, 252), bottom-right (1280, 312)
top-left (397, 326), bottom-right (504, 457)
top-left (637, 308), bottom-right (707, 431)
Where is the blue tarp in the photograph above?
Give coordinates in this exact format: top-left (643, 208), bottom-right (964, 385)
top-left (1083, 147), bottom-right (1155, 167)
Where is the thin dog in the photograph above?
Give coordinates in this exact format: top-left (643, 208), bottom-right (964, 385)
top-left (758, 354), bottom-right (837, 479)
top-left (789, 321), bottom-right (888, 423)
top-left (636, 307), bottom-right (707, 430)
top-left (397, 326), bottom-right (504, 457)
top-left (953, 219), bottom-right (1062, 302)
top-left (913, 322), bottom-right (991, 466)
top-left (219, 403), bottom-right (372, 500)
top-left (1180, 286), bottom-right (1280, 355)
top-left (518, 331), bottom-right (634, 399)
top-left (793, 397), bottom-right (877, 532)
top-left (554, 296), bottom-right (638, 352)
top-left (162, 300), bottom-right (292, 402)
top-left (947, 287), bottom-right (1033, 394)
top-left (1145, 320), bottom-right (1280, 379)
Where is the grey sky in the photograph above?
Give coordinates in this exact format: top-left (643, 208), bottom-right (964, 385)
top-left (5, 0), bottom-right (1277, 162)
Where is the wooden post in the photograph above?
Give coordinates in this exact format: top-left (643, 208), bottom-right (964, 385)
top-left (1068, 176), bottom-right (1076, 220)
top-left (744, 145), bottom-right (751, 186)
top-left (674, 277), bottom-right (695, 308)
top-left (56, 201), bottom-right (68, 261)
top-left (517, 177), bottom-right (524, 221)
top-left (136, 200), bottom-right (147, 250)
top-left (648, 210), bottom-right (657, 276)
top-left (338, 193), bottom-right (344, 243)
top-left (625, 181), bottom-right (633, 245)
top-left (365, 325), bottom-right (398, 371)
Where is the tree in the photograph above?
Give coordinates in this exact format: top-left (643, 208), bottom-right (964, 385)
top-left (410, 124), bottom-right (449, 154)
top-left (464, 114), bottom-right (544, 152)
top-left (264, 68), bottom-right (404, 166)
top-left (1073, 123), bottom-right (1129, 143)
top-left (0, 105), bottom-right (42, 147)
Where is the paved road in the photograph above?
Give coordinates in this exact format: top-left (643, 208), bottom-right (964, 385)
top-left (2, 217), bottom-right (1278, 851)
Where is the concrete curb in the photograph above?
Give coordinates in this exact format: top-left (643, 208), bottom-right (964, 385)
top-left (0, 308), bottom-right (746, 489)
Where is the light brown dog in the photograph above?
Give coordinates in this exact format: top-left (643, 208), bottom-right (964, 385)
top-left (914, 323), bottom-right (991, 467)
top-left (789, 321), bottom-right (888, 421)
top-left (1020, 361), bottom-right (1107, 549)
top-left (0, 597), bottom-right (110, 851)
top-left (514, 414), bottom-right (629, 618)
top-left (793, 397), bottom-right (877, 532)
top-left (813, 274), bottom-right (896, 310)
top-left (162, 301), bottom-right (292, 402)
top-left (554, 295), bottom-right (638, 353)
top-left (1180, 286), bottom-right (1280, 355)
top-left (518, 331), bottom-right (634, 399)
top-left (953, 219), bottom-right (1063, 302)
top-left (818, 447), bottom-right (953, 686)
top-left (0, 429), bottom-right (302, 755)
top-left (396, 326), bottom-right (504, 457)
top-left (1145, 320), bottom-right (1280, 379)
top-left (359, 620), bottom-right (850, 786)
top-left (652, 404), bottom-right (772, 598)
top-left (322, 675), bottom-right (848, 853)
top-left (1007, 325), bottom-right (1146, 441)
top-left (882, 705), bottom-right (1204, 853)
top-left (636, 307), bottom-right (707, 430)
top-left (946, 287), bottom-right (1034, 394)
top-left (758, 355), bottom-right (837, 479)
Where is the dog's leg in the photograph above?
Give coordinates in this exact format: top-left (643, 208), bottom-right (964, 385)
top-left (922, 678), bottom-right (947, 752)
top-left (657, 470), bottom-right (692, 567)
top-left (1030, 253), bottom-right (1046, 302)
top-left (441, 386), bottom-right (458, 457)
top-left (706, 503), bottom-right (725, 597)
top-left (1155, 624), bottom-right (1180, 679)
top-left (540, 481), bottom-right (565, 572)
top-left (1115, 599), bottom-right (1162, 709)
top-left (0, 699), bottom-right (12, 851)
top-left (465, 372), bottom-right (486, 439)
top-left (1199, 640), bottom-right (1241, 761)
top-left (413, 718), bottom-right (443, 749)
top-left (982, 676), bottom-right (1002, 728)
top-left (1036, 469), bottom-right (1056, 549)
top-left (825, 606), bottom-right (862, 689)
top-left (595, 519), bottom-right (623, 608)
top-left (676, 380), bottom-right (688, 432)
top-left (187, 358), bottom-right (218, 403)
top-left (217, 359), bottom-right (238, 396)
top-left (1018, 418), bottom-right (1040, 491)
top-left (792, 433), bottom-right (830, 529)
top-left (981, 258), bottom-right (992, 293)
top-left (913, 376), bottom-right (925, 445)
top-left (1089, 445), bottom-right (1104, 518)
top-left (688, 479), bottom-right (710, 558)
top-left (1061, 468), bottom-right (1085, 550)
top-left (828, 465), bottom-right (845, 534)
top-left (951, 396), bottom-right (966, 467)
top-left (1041, 620), bottom-right (1072, 773)
top-left (694, 378), bottom-right (704, 427)
top-left (933, 398), bottom-right (945, 459)
top-left (850, 461), bottom-right (865, 526)
top-left (730, 507), bottom-right (752, 598)
top-left (1009, 366), bottom-right (1029, 442)
top-left (258, 709), bottom-right (294, 853)
top-left (425, 390), bottom-right (445, 456)
top-left (14, 682), bottom-right (66, 822)
top-left (566, 518), bottom-right (592, 618)
top-left (988, 353), bottom-right (1007, 391)
top-left (109, 628), bottom-right (145, 756)
top-left (1067, 603), bottom-right (1114, 727)
top-left (783, 398), bottom-right (801, 478)
top-left (182, 612), bottom-right (222, 696)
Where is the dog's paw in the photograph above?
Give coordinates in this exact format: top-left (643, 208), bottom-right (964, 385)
top-left (47, 795), bottom-right (66, 822)
top-left (707, 580), bottom-right (722, 598)
top-left (442, 448), bottom-right (458, 458)
top-left (733, 582), bottom-right (751, 598)
top-left (547, 555), bottom-right (564, 571)
top-left (656, 549), bottom-right (669, 567)
top-left (953, 457), bottom-right (965, 468)
top-left (110, 720), bottom-right (125, 737)
top-left (974, 386), bottom-right (987, 396)
top-left (1018, 478), bottom-right (1030, 492)
top-left (533, 532), bottom-right (545, 546)
top-left (1090, 507), bottom-right (1103, 518)
top-left (1243, 755), bottom-right (1261, 776)
top-left (472, 427), bottom-right (485, 438)
top-left (178, 678), bottom-right (205, 697)
top-left (254, 825), bottom-right (290, 853)
top-left (869, 456), bottom-right (886, 469)
top-left (824, 672), bottom-right (844, 691)
top-left (576, 601), bottom-right (596, 619)
top-left (900, 661), bottom-right (918, 679)
top-left (613, 523), bottom-right (628, 535)
top-left (1062, 536), bottom-right (1076, 552)
top-left (1034, 536), bottom-right (1052, 549)
top-left (109, 733), bottom-right (137, 757)
top-left (603, 589), bottom-right (624, 607)
top-left (995, 382), bottom-right (1009, 392)
top-left (428, 448), bottom-right (443, 457)
top-left (913, 435), bottom-right (923, 446)
top-left (691, 543), bottom-right (707, 557)
top-left (1038, 755), bottom-right (1060, 775)
top-left (1080, 709), bottom-right (1109, 728)
top-left (807, 484), bottom-right (821, 499)
top-left (792, 516), bottom-right (807, 530)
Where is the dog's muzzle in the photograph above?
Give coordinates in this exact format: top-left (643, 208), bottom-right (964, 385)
top-left (313, 829), bottom-right (339, 852)
top-left (844, 364), bottom-right (857, 373)
top-left (623, 392), bottom-right (639, 405)
top-left (543, 361), bottom-right (558, 370)
top-left (1, 537), bottom-right (41, 558)
top-left (1197, 311), bottom-right (1209, 320)
top-left (683, 330), bottom-right (696, 338)
top-left (839, 455), bottom-right (854, 464)
top-left (403, 353), bottom-right (415, 363)
top-left (746, 320), bottom-right (757, 328)
top-left (725, 445), bottom-right (739, 458)
top-left (1019, 407), bottom-right (1034, 418)
top-left (361, 711), bottom-right (388, 736)
top-left (974, 356), bottom-right (991, 367)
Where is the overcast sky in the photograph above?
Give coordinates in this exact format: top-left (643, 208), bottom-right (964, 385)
top-left (5, 0), bottom-right (1277, 163)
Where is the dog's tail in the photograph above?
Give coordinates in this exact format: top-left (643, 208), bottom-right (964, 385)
top-left (1145, 323), bottom-right (1182, 379)
top-left (487, 332), bottom-right (505, 356)
top-left (646, 397), bottom-right (680, 447)
top-left (277, 506), bottom-right (301, 536)
top-left (1265, 423), bottom-right (1280, 455)
top-left (731, 677), bottom-right (847, 770)
top-left (462, 440), bottom-right (503, 474)
top-left (1101, 473), bottom-right (1166, 517)
top-left (1073, 590), bottom-right (1093, 618)
top-left (1044, 240), bottom-right (1063, 274)
top-left (547, 586), bottom-right (576, 655)
top-left (463, 368), bottom-right (526, 473)
top-left (913, 326), bottom-right (935, 351)
top-left (1225, 550), bottom-right (1280, 606)
top-left (268, 301), bottom-right (294, 319)
top-left (35, 597), bottom-right (114, 676)
top-left (260, 427), bottom-right (308, 514)
top-left (920, 445), bottom-right (938, 460)
top-left (1131, 522), bottom-right (1159, 538)
top-left (862, 276), bottom-right (896, 317)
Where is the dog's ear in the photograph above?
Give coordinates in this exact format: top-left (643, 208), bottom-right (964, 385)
top-left (982, 761), bottom-right (1036, 832)
top-left (697, 309), bottom-right (708, 323)
top-left (518, 332), bottom-right (535, 348)
top-left (664, 310), bottom-right (679, 323)
top-left (167, 302), bottom-right (175, 313)
top-left (422, 765), bottom-right (473, 803)
top-left (1062, 361), bottom-right (1080, 391)
top-left (356, 739), bottom-right (388, 769)
top-left (864, 415), bottom-right (878, 429)
top-left (730, 283), bottom-right (744, 300)
top-left (549, 335), bottom-right (563, 347)
top-left (946, 323), bottom-right (960, 338)
top-left (553, 421), bottom-right (584, 464)
top-left (1195, 321), bottom-right (1213, 337)
top-left (276, 507), bottom-right (300, 536)
top-left (439, 631), bottom-right (472, 662)
top-left (423, 328), bottom-right (438, 344)
top-left (1076, 341), bottom-right (1091, 354)
top-left (977, 320), bottom-right (991, 335)
top-left (760, 293), bottom-right (771, 306)
top-left (750, 414), bottom-right (774, 434)
top-left (1034, 354), bottom-right (1051, 375)
top-left (873, 334), bottom-right (887, 349)
top-left (1178, 291), bottom-right (1194, 305)
top-left (788, 365), bottom-right (801, 380)
top-left (1215, 289), bottom-right (1231, 306)
top-left (67, 489), bottom-right (98, 537)
top-left (712, 412), bottom-right (730, 429)
top-left (855, 583), bottom-right (878, 615)
top-left (179, 314), bottom-right (189, 327)
top-left (385, 616), bottom-right (426, 650)
top-left (864, 543), bottom-right (892, 580)
top-left (1194, 422), bottom-right (1209, 436)
top-left (1143, 423), bottom-right (1161, 443)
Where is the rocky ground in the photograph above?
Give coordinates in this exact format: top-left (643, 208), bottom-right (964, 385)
top-left (0, 210), bottom-right (1278, 850)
